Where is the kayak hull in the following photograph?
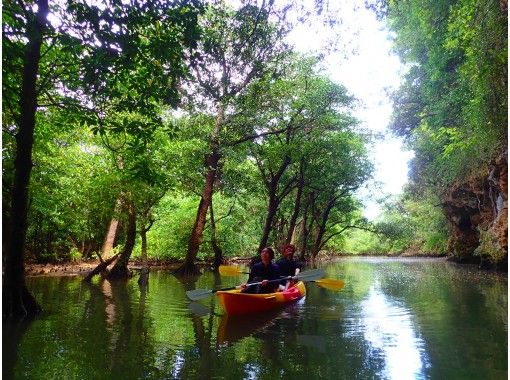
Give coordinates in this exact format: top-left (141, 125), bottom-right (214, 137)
top-left (216, 281), bottom-right (306, 315)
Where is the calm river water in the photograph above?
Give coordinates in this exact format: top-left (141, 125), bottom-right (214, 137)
top-left (3, 257), bottom-right (507, 379)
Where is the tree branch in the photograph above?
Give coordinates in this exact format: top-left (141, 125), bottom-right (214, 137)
top-left (229, 125), bottom-right (289, 146)
top-left (215, 197), bottom-right (236, 224)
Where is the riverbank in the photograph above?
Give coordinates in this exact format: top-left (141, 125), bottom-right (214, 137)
top-left (25, 253), bottom-right (448, 277)
top-left (25, 259), bottom-right (182, 277)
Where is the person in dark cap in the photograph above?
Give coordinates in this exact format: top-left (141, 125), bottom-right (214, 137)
top-left (276, 244), bottom-right (302, 289)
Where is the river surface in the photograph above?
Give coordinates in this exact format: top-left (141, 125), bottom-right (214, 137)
top-left (3, 257), bottom-right (507, 379)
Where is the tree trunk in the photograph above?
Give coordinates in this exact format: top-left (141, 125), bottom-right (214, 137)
top-left (286, 176), bottom-right (304, 245)
top-left (101, 218), bottom-right (119, 258)
top-left (176, 106), bottom-right (224, 275)
top-left (101, 197), bottom-right (122, 258)
top-left (258, 189), bottom-right (279, 254)
top-left (273, 215), bottom-right (288, 251)
top-left (209, 198), bottom-right (224, 269)
top-left (3, 193), bottom-right (12, 262)
top-left (175, 150), bottom-right (220, 275)
top-left (299, 192), bottom-right (315, 261)
top-left (141, 229), bottom-right (148, 263)
top-left (311, 195), bottom-right (336, 260)
top-left (3, 0), bottom-right (48, 319)
top-left (310, 225), bottom-right (322, 260)
top-left (137, 201), bottom-right (159, 286)
top-left (257, 156), bottom-right (292, 253)
top-left (138, 226), bottom-right (149, 286)
top-left (108, 198), bottom-right (136, 280)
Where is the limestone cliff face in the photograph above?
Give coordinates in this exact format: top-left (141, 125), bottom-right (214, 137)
top-left (442, 149), bottom-right (507, 270)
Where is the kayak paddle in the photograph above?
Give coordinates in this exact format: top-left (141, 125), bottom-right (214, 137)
top-left (188, 301), bottom-right (211, 317)
top-left (312, 278), bottom-right (345, 291)
top-left (186, 268), bottom-right (326, 301)
top-left (219, 265), bottom-right (345, 291)
top-left (218, 265), bottom-right (248, 276)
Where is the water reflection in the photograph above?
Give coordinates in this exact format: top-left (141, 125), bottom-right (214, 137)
top-left (99, 279), bottom-right (116, 330)
top-left (170, 351), bottom-right (186, 378)
top-left (4, 260), bottom-right (507, 380)
top-left (361, 282), bottom-right (428, 379)
top-left (3, 318), bottom-right (33, 379)
top-left (217, 310), bottom-right (280, 345)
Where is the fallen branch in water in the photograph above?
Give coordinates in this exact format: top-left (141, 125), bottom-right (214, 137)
top-left (83, 253), bottom-right (119, 282)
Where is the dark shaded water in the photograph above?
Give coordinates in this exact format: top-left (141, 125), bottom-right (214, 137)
top-left (3, 257), bottom-right (507, 379)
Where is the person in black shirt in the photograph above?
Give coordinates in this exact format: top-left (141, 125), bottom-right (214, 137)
top-left (241, 247), bottom-right (280, 294)
top-left (276, 244), bottom-right (302, 289)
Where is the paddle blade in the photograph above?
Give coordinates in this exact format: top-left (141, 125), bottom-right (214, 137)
top-left (314, 278), bottom-right (345, 291)
top-left (219, 265), bottom-right (245, 276)
top-left (186, 289), bottom-right (214, 301)
top-left (295, 268), bottom-right (325, 282)
top-left (188, 302), bottom-right (211, 317)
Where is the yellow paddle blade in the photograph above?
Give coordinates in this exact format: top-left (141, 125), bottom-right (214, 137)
top-left (314, 278), bottom-right (345, 291)
top-left (218, 265), bottom-right (245, 276)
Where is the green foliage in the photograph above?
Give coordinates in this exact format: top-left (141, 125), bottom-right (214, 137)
top-left (343, 228), bottom-right (395, 255)
top-left (68, 247), bottom-right (82, 263)
top-left (202, 192), bottom-right (265, 258)
top-left (26, 113), bottom-right (120, 261)
top-left (345, 191), bottom-right (448, 255)
top-left (185, 1), bottom-right (289, 110)
top-left (143, 191), bottom-right (265, 260)
top-left (64, 0), bottom-right (203, 109)
top-left (376, 0), bottom-right (507, 262)
top-left (236, 55), bottom-right (373, 255)
top-left (144, 195), bottom-right (196, 260)
top-left (474, 228), bottom-right (506, 264)
top-left (3, 1), bottom-right (376, 264)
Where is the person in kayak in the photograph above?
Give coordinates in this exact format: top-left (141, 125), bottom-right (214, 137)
top-left (276, 244), bottom-right (302, 290)
top-left (241, 247), bottom-right (281, 294)
top-left (276, 244), bottom-right (302, 277)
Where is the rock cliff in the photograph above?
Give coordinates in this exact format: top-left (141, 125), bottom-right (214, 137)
top-left (442, 149), bottom-right (507, 270)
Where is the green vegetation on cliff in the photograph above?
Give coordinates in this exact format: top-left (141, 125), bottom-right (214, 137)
top-left (371, 0), bottom-right (507, 265)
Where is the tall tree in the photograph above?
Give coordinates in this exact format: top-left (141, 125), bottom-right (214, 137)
top-left (103, 115), bottom-right (177, 279)
top-left (175, 2), bottom-right (290, 274)
top-left (3, 0), bottom-right (202, 315)
top-left (285, 159), bottom-right (306, 245)
top-left (297, 131), bottom-right (372, 259)
top-left (248, 58), bottom-right (359, 253)
top-left (3, 0), bottom-right (49, 318)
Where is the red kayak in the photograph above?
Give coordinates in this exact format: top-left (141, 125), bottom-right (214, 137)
top-left (216, 281), bottom-right (306, 315)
